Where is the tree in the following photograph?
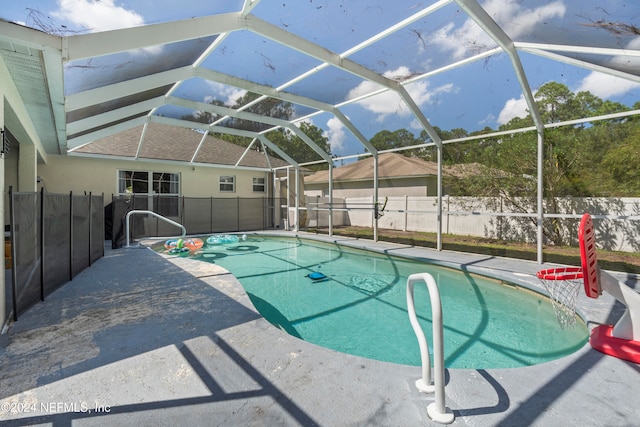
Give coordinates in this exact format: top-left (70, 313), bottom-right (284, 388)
top-left (535, 81), bottom-right (579, 123)
top-left (599, 126), bottom-right (640, 196)
top-left (369, 129), bottom-right (420, 151)
top-left (184, 92), bottom-right (295, 143)
top-left (263, 122), bottom-right (331, 171)
top-left (186, 90), bottom-right (331, 167)
top-left (227, 92), bottom-right (294, 133)
top-left (401, 80), bottom-right (638, 243)
top-left (366, 128), bottom-right (433, 160)
top-left (191, 99), bottom-right (225, 125)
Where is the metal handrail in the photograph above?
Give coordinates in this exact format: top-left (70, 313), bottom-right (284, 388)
top-left (406, 273), bottom-right (454, 424)
top-left (125, 210), bottom-right (186, 248)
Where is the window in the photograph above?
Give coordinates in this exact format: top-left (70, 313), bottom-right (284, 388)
top-left (152, 172), bottom-right (179, 195)
top-left (118, 170), bottom-right (180, 216)
top-left (252, 177), bottom-right (266, 193)
top-left (119, 171), bottom-right (148, 194)
top-left (219, 175), bottom-right (235, 192)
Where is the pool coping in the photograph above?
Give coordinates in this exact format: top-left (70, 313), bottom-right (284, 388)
top-left (0, 232), bottom-right (638, 426)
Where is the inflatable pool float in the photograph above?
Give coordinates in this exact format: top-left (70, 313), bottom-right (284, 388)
top-left (183, 238), bottom-right (204, 251)
top-left (164, 239), bottom-right (182, 250)
top-left (165, 238), bottom-right (203, 253)
top-left (168, 247), bottom-right (190, 255)
top-left (206, 234), bottom-right (245, 245)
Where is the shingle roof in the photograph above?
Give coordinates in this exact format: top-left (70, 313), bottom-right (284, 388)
top-left (304, 152), bottom-right (440, 184)
top-left (73, 123), bottom-right (289, 169)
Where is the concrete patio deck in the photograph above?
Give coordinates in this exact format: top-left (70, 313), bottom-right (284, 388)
top-left (0, 232), bottom-right (639, 426)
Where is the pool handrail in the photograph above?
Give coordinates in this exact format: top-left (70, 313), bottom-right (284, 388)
top-left (406, 273), bottom-right (454, 424)
top-left (125, 210), bottom-right (187, 248)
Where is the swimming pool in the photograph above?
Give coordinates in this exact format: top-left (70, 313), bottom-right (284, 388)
top-left (159, 235), bottom-right (587, 369)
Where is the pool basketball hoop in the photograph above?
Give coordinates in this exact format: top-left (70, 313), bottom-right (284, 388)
top-left (538, 213), bottom-right (640, 363)
top-left (536, 267), bottom-right (583, 329)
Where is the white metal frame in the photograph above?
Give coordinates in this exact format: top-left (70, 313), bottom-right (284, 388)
top-left (3, 0), bottom-right (640, 262)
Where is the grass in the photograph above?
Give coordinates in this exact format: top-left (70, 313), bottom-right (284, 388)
top-left (310, 226), bottom-right (640, 274)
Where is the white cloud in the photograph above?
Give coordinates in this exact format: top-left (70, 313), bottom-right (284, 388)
top-left (484, 0), bottom-right (566, 39)
top-left (575, 72), bottom-right (640, 99)
top-left (499, 62), bottom-right (640, 125)
top-left (347, 66), bottom-right (455, 122)
top-left (573, 36), bottom-right (640, 100)
top-left (497, 94), bottom-right (529, 125)
top-left (409, 118), bottom-right (423, 131)
top-left (323, 117), bottom-right (347, 153)
top-left (428, 0), bottom-right (565, 60)
top-left (204, 82), bottom-right (247, 106)
top-left (52, 0), bottom-right (144, 32)
top-left (479, 113), bottom-right (496, 126)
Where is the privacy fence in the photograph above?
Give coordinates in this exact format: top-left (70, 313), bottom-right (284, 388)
top-left (303, 195), bottom-right (640, 253)
top-left (109, 195), bottom-right (283, 248)
top-left (5, 188), bottom-right (104, 326)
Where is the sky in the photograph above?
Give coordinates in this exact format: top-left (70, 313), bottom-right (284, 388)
top-left (3, 0), bottom-right (640, 159)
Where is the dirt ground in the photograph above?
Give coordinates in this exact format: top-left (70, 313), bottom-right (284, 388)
top-left (312, 226), bottom-right (640, 274)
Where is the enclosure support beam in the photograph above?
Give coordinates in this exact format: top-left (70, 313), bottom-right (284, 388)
top-left (455, 0), bottom-right (546, 262)
top-left (329, 164), bottom-right (333, 237)
top-left (374, 154), bottom-right (379, 242)
top-left (437, 147), bottom-right (443, 251)
top-left (286, 168), bottom-right (290, 230)
top-left (537, 132), bottom-right (544, 264)
top-left (295, 167), bottom-right (300, 233)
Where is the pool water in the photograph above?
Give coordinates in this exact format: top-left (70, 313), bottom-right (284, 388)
top-left (163, 236), bottom-right (588, 369)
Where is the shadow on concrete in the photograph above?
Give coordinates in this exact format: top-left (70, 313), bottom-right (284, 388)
top-left (494, 348), bottom-right (640, 427)
top-left (1, 333), bottom-right (320, 426)
top-left (454, 369), bottom-right (510, 417)
top-left (0, 247), bottom-right (320, 426)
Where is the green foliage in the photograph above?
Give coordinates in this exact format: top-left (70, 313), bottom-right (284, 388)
top-left (369, 129), bottom-right (419, 150)
top-left (452, 82), bottom-right (638, 198)
top-left (264, 122), bottom-right (331, 171)
top-left (188, 81), bottom-right (640, 201)
top-left (185, 80), bottom-right (638, 247)
top-left (439, 82), bottom-right (638, 245)
top-left (188, 91), bottom-right (331, 168)
top-left (600, 126), bottom-right (640, 195)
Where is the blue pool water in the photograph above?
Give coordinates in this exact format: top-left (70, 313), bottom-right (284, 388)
top-left (161, 236), bottom-right (587, 369)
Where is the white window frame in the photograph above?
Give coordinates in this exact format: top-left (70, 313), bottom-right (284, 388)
top-left (219, 175), bottom-right (236, 193)
top-left (117, 170), bottom-right (180, 216)
top-left (252, 177), bottom-right (266, 193)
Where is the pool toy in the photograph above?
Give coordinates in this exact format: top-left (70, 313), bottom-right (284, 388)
top-left (165, 237), bottom-right (203, 254)
top-left (168, 247), bottom-right (190, 255)
top-left (206, 234), bottom-right (245, 245)
top-left (183, 238), bottom-right (204, 251)
top-left (537, 213), bottom-right (640, 364)
top-left (164, 239), bottom-right (183, 250)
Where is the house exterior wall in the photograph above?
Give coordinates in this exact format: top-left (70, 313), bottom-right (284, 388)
top-left (4, 152), bottom-right (274, 230)
top-left (304, 176), bottom-right (436, 199)
top-left (34, 155), bottom-right (272, 202)
top-left (2, 53), bottom-right (51, 326)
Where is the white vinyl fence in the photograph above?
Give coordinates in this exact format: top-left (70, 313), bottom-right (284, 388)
top-left (303, 195), bottom-right (640, 253)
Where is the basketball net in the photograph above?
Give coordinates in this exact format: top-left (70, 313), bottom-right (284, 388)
top-left (536, 267), bottom-right (583, 329)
